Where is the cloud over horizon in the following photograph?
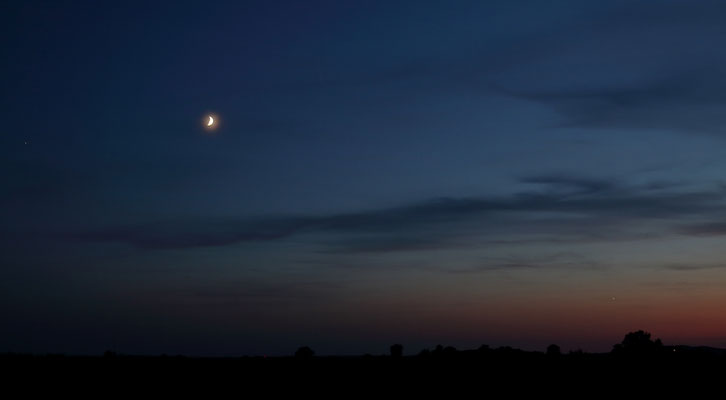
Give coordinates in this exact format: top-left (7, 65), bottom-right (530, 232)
top-left (69, 175), bottom-right (726, 252)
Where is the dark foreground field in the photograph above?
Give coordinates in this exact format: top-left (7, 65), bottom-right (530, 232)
top-left (3, 344), bottom-right (725, 394)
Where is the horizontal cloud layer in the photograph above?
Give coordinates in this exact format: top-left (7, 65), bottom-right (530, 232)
top-left (70, 175), bottom-right (726, 252)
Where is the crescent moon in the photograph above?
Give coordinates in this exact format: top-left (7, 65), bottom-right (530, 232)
top-left (207, 116), bottom-right (214, 126)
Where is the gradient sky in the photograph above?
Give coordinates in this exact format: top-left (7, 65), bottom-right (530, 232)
top-left (3, 0), bottom-right (726, 356)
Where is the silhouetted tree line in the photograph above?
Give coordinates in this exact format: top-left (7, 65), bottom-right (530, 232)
top-left (5, 330), bottom-right (725, 390)
top-left (287, 330), bottom-right (720, 361)
top-left (4, 330), bottom-right (725, 366)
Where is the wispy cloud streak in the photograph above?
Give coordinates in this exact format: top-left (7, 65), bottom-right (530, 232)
top-left (70, 175), bottom-right (726, 252)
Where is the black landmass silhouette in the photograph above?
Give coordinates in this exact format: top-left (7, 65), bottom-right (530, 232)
top-left (2, 330), bottom-right (724, 391)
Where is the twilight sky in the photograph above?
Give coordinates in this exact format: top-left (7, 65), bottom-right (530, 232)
top-left (3, 0), bottom-right (726, 356)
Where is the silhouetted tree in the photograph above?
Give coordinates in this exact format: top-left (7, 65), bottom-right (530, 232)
top-left (612, 330), bottom-right (664, 356)
top-left (294, 346), bottom-right (315, 359)
top-left (546, 344), bottom-right (561, 357)
top-left (390, 343), bottom-right (403, 358)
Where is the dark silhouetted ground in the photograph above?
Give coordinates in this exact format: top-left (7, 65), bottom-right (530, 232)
top-left (2, 332), bottom-right (724, 394)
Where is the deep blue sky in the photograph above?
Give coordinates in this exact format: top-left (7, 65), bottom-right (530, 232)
top-left (3, 0), bottom-right (726, 356)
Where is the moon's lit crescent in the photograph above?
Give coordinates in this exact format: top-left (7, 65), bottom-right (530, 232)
top-left (207, 116), bottom-right (214, 126)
